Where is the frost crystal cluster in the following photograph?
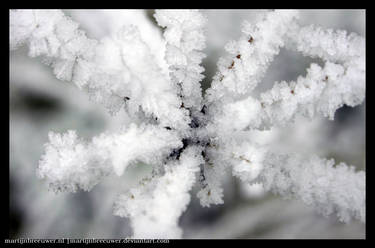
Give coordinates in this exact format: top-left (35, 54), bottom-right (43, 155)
top-left (10, 9), bottom-right (365, 238)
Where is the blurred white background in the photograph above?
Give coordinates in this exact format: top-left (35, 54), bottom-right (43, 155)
top-left (9, 9), bottom-right (365, 239)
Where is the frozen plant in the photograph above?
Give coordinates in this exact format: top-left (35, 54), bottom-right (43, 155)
top-left (10, 9), bottom-right (365, 238)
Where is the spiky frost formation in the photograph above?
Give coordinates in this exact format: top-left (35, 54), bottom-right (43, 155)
top-left (10, 9), bottom-right (365, 238)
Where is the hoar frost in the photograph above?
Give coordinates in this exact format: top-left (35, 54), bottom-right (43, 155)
top-left (10, 9), bottom-right (365, 238)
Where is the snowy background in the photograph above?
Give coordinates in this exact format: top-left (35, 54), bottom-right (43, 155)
top-left (9, 9), bottom-right (365, 239)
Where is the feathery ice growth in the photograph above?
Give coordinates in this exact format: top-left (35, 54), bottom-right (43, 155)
top-left (10, 9), bottom-right (365, 238)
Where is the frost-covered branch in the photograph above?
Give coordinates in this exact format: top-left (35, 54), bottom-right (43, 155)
top-left (113, 146), bottom-right (203, 238)
top-left (205, 10), bottom-right (365, 133)
top-left (259, 153), bottom-right (365, 223)
top-left (259, 23), bottom-right (365, 126)
top-left (10, 9), bottom-right (190, 130)
top-left (38, 124), bottom-right (182, 193)
top-left (216, 138), bottom-right (365, 222)
top-left (205, 10), bottom-right (299, 104)
top-left (196, 143), bottom-right (226, 207)
top-left (154, 10), bottom-right (207, 112)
